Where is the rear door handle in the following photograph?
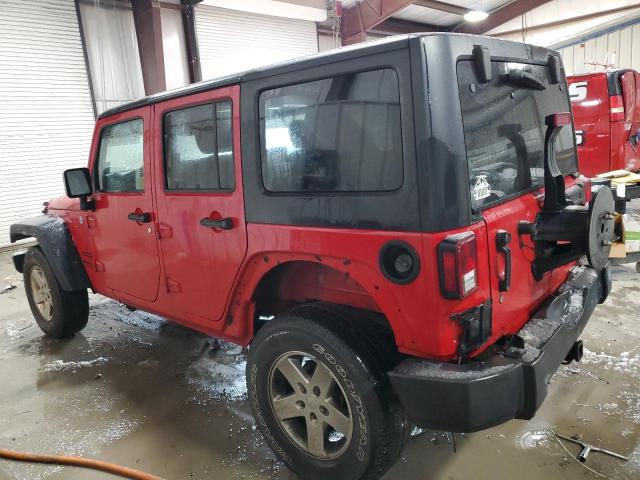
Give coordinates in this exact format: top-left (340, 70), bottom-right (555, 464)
top-left (200, 217), bottom-right (233, 230)
top-left (128, 212), bottom-right (152, 223)
top-left (496, 230), bottom-right (512, 292)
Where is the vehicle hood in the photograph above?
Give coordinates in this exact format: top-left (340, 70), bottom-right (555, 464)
top-left (46, 195), bottom-right (79, 211)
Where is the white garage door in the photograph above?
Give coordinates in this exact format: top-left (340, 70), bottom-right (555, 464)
top-left (0, 0), bottom-right (95, 247)
top-left (195, 5), bottom-right (319, 80)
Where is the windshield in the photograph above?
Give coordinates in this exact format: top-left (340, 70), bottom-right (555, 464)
top-left (457, 60), bottom-right (577, 210)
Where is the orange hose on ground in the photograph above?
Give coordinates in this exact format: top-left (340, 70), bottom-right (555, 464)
top-left (0, 448), bottom-right (164, 480)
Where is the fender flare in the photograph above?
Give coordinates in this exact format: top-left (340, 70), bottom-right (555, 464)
top-left (10, 216), bottom-right (91, 291)
top-left (223, 252), bottom-right (417, 353)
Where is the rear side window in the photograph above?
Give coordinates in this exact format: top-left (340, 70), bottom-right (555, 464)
top-left (96, 118), bottom-right (144, 193)
top-left (259, 69), bottom-right (403, 193)
top-left (163, 100), bottom-right (234, 191)
top-left (457, 60), bottom-right (577, 210)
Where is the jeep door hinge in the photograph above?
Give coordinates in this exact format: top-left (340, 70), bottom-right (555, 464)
top-left (166, 277), bottom-right (181, 293)
top-left (157, 223), bottom-right (173, 239)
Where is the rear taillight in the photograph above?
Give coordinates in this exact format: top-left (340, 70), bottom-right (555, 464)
top-left (610, 95), bottom-right (625, 122)
top-left (438, 232), bottom-right (478, 300)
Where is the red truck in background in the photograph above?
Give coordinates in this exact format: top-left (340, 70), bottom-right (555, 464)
top-left (568, 69), bottom-right (640, 177)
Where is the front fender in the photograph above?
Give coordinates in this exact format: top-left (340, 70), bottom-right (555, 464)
top-left (10, 215), bottom-right (91, 291)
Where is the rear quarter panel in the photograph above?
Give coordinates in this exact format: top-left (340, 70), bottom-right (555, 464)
top-left (221, 222), bottom-right (491, 360)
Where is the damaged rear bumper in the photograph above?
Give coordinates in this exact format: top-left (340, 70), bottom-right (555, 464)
top-left (388, 264), bottom-right (612, 433)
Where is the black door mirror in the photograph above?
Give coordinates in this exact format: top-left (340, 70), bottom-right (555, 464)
top-left (63, 168), bottom-right (94, 210)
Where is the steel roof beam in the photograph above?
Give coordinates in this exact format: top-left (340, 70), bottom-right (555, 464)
top-left (413, 0), bottom-right (469, 16)
top-left (370, 17), bottom-right (442, 35)
top-left (342, 0), bottom-right (453, 44)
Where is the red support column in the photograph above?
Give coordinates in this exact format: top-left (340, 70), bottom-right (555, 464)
top-left (342, 0), bottom-right (416, 45)
top-left (132, 0), bottom-right (166, 95)
top-left (181, 0), bottom-right (202, 83)
top-left (342, 0), bottom-right (445, 45)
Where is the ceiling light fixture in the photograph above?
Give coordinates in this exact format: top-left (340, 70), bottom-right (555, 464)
top-left (464, 10), bottom-right (489, 22)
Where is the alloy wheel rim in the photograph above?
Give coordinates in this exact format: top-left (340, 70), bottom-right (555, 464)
top-left (268, 351), bottom-right (353, 460)
top-left (30, 266), bottom-right (53, 321)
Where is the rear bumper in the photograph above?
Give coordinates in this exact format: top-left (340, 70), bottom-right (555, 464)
top-left (388, 264), bottom-right (611, 433)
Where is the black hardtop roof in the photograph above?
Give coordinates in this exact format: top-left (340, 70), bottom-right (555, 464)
top-left (98, 32), bottom-right (556, 119)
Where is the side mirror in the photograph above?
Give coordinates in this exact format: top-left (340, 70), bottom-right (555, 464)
top-left (63, 168), bottom-right (94, 210)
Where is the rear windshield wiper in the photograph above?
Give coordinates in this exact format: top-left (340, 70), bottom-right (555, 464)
top-left (503, 70), bottom-right (546, 90)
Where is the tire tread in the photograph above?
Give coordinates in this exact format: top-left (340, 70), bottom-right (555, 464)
top-left (249, 302), bottom-right (408, 480)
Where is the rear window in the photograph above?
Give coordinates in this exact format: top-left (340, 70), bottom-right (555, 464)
top-left (457, 60), bottom-right (577, 210)
top-left (163, 100), bottom-right (234, 191)
top-left (259, 69), bottom-right (403, 193)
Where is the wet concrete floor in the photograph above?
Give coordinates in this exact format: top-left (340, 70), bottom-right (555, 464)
top-left (1, 251), bottom-right (639, 480)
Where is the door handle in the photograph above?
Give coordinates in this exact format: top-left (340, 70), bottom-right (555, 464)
top-left (128, 212), bottom-right (152, 223)
top-left (200, 217), bottom-right (233, 230)
top-left (496, 230), bottom-right (512, 292)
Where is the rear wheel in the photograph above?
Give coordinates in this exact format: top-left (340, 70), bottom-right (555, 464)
top-left (247, 304), bottom-right (407, 480)
top-left (23, 246), bottom-right (89, 338)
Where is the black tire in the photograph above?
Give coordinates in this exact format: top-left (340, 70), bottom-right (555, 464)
top-left (23, 246), bottom-right (89, 338)
top-left (247, 303), bottom-right (408, 480)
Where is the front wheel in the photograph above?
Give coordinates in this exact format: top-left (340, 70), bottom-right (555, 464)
top-left (247, 304), bottom-right (407, 480)
top-left (23, 246), bottom-right (89, 338)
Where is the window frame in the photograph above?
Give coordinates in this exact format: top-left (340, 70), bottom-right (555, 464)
top-left (161, 98), bottom-right (236, 194)
top-left (93, 116), bottom-right (146, 195)
top-left (257, 67), bottom-right (405, 195)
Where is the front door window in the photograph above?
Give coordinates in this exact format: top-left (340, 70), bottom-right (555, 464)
top-left (96, 118), bottom-right (144, 192)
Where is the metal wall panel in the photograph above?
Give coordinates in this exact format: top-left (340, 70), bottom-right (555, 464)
top-left (195, 5), bottom-right (318, 80)
top-left (558, 20), bottom-right (640, 75)
top-left (0, 0), bottom-right (95, 247)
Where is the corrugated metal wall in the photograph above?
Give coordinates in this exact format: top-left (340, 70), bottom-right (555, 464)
top-left (558, 20), bottom-right (640, 75)
top-left (195, 5), bottom-right (318, 80)
top-left (0, 0), bottom-right (95, 247)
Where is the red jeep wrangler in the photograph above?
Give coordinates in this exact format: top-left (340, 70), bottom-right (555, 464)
top-left (568, 69), bottom-right (640, 177)
top-left (11, 34), bottom-right (615, 480)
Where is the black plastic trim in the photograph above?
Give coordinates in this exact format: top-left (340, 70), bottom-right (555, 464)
top-left (496, 230), bottom-right (512, 292)
top-left (12, 250), bottom-right (26, 274)
top-left (548, 54), bottom-right (561, 84)
top-left (472, 45), bottom-right (492, 83)
top-left (451, 300), bottom-right (492, 355)
top-left (607, 69), bottom-right (632, 96)
top-left (378, 240), bottom-right (421, 284)
top-left (200, 217), bottom-right (234, 230)
top-left (9, 216), bottom-right (91, 291)
top-left (389, 264), bottom-right (605, 432)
